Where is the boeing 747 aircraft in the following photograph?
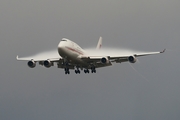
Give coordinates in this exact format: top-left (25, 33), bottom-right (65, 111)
top-left (17, 37), bottom-right (165, 74)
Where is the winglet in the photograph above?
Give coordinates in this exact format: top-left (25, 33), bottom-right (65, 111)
top-left (16, 55), bottom-right (19, 60)
top-left (96, 36), bottom-right (102, 49)
top-left (160, 49), bottom-right (166, 53)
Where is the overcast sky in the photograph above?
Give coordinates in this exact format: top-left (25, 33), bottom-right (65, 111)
top-left (0, 0), bottom-right (180, 120)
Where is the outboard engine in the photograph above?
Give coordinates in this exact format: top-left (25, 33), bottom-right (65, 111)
top-left (128, 56), bottom-right (137, 63)
top-left (43, 60), bottom-right (52, 68)
top-left (101, 57), bottom-right (109, 64)
top-left (27, 60), bottom-right (36, 68)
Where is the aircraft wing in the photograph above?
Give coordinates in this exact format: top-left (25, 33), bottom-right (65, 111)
top-left (134, 49), bottom-right (166, 57)
top-left (16, 55), bottom-right (63, 68)
top-left (16, 56), bottom-right (60, 62)
top-left (81, 49), bottom-right (165, 67)
top-left (17, 55), bottom-right (77, 69)
top-left (110, 49), bottom-right (166, 62)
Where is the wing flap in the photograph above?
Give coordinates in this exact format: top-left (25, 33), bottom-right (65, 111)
top-left (80, 56), bottom-right (104, 62)
top-left (80, 55), bottom-right (112, 68)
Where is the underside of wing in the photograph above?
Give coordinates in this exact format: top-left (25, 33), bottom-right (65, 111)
top-left (134, 49), bottom-right (165, 57)
top-left (16, 55), bottom-right (62, 68)
top-left (16, 55), bottom-right (60, 62)
top-left (81, 49), bottom-right (165, 65)
top-left (109, 49), bottom-right (165, 63)
top-left (80, 56), bottom-right (112, 68)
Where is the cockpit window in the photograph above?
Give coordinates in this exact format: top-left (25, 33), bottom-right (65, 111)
top-left (61, 38), bottom-right (69, 41)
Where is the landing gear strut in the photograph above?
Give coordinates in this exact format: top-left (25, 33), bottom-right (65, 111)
top-left (64, 68), bottom-right (70, 74)
top-left (63, 60), bottom-right (70, 74)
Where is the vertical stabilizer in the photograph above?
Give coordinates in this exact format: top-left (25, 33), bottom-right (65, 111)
top-left (96, 36), bottom-right (102, 49)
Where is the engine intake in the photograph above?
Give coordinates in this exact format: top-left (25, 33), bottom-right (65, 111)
top-left (43, 60), bottom-right (52, 68)
top-left (27, 60), bottom-right (36, 68)
top-left (128, 56), bottom-right (137, 63)
top-left (101, 57), bottom-right (109, 64)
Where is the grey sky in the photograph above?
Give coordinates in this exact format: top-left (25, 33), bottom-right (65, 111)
top-left (0, 0), bottom-right (180, 120)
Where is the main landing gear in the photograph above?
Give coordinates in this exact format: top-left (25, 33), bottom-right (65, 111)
top-left (91, 67), bottom-right (96, 73)
top-left (64, 68), bottom-right (70, 74)
top-left (75, 69), bottom-right (80, 74)
top-left (64, 67), bottom-right (96, 74)
top-left (84, 69), bottom-right (89, 74)
top-left (84, 67), bottom-right (96, 74)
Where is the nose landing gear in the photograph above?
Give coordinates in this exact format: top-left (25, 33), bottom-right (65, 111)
top-left (64, 68), bottom-right (70, 74)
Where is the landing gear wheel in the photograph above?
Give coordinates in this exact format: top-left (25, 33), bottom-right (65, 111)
top-left (65, 71), bottom-right (70, 74)
top-left (75, 69), bottom-right (80, 74)
top-left (65, 68), bottom-right (70, 74)
top-left (84, 69), bottom-right (89, 74)
top-left (91, 67), bottom-right (96, 73)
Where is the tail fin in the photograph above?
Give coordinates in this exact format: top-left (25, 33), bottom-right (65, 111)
top-left (96, 36), bottom-right (102, 49)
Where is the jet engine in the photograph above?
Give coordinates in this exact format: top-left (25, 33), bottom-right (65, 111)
top-left (128, 56), bottom-right (137, 63)
top-left (27, 60), bottom-right (36, 68)
top-left (43, 60), bottom-right (53, 68)
top-left (101, 57), bottom-right (110, 64)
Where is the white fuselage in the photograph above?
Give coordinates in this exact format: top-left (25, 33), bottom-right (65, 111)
top-left (58, 38), bottom-right (86, 64)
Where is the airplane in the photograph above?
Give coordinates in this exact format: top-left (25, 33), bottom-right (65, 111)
top-left (17, 37), bottom-right (165, 74)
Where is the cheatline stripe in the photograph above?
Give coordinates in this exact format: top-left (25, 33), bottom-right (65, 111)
top-left (66, 47), bottom-right (84, 55)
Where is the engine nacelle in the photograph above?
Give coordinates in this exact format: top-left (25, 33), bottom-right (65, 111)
top-left (43, 60), bottom-right (52, 68)
top-left (128, 56), bottom-right (137, 63)
top-left (101, 57), bottom-right (109, 64)
top-left (27, 60), bottom-right (36, 68)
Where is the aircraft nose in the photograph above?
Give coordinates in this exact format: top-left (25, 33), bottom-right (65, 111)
top-left (58, 41), bottom-right (66, 55)
top-left (58, 41), bottom-right (66, 49)
top-left (58, 41), bottom-right (64, 51)
top-left (58, 41), bottom-right (63, 47)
